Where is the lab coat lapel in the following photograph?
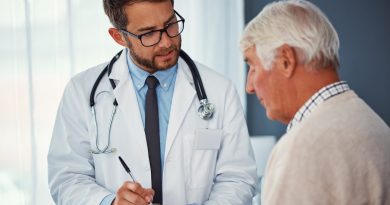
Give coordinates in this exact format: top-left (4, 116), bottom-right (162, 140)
top-left (108, 50), bottom-right (150, 174)
top-left (165, 58), bottom-right (196, 159)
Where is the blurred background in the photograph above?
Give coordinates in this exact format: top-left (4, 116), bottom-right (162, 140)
top-left (0, 0), bottom-right (388, 204)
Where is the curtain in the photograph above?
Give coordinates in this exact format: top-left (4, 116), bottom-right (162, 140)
top-left (0, 0), bottom-right (244, 204)
top-left (176, 0), bottom-right (246, 105)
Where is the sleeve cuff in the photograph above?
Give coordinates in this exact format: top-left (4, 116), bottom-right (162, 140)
top-left (100, 193), bottom-right (116, 205)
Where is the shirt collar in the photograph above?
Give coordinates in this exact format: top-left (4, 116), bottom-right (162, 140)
top-left (286, 81), bottom-right (350, 132)
top-left (126, 48), bottom-right (178, 91)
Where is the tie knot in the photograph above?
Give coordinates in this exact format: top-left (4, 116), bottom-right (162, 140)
top-left (145, 76), bottom-right (159, 89)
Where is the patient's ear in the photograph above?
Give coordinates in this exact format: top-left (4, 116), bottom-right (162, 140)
top-left (275, 44), bottom-right (297, 78)
top-left (108, 28), bottom-right (126, 47)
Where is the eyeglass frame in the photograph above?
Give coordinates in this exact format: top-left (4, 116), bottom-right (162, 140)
top-left (119, 10), bottom-right (185, 47)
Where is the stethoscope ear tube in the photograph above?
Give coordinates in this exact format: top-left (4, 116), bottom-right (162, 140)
top-left (107, 50), bottom-right (123, 90)
top-left (106, 50), bottom-right (123, 76)
top-left (107, 51), bottom-right (123, 106)
top-left (91, 50), bottom-right (209, 108)
top-left (179, 50), bottom-right (214, 120)
top-left (179, 50), bottom-right (207, 100)
top-left (90, 50), bottom-right (123, 107)
top-left (90, 67), bottom-right (108, 107)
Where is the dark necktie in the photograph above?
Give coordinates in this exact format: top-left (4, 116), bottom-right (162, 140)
top-left (144, 76), bottom-right (162, 204)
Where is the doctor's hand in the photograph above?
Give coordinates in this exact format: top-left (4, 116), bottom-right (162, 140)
top-left (112, 181), bottom-right (154, 205)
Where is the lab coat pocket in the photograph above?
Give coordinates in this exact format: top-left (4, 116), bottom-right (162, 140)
top-left (194, 129), bottom-right (222, 150)
top-left (92, 152), bottom-right (119, 190)
top-left (190, 129), bottom-right (222, 190)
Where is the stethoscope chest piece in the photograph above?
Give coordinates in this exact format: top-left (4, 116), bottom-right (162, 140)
top-left (198, 99), bottom-right (215, 120)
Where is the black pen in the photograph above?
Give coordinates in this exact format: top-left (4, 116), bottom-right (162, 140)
top-left (118, 156), bottom-right (136, 182)
top-left (119, 156), bottom-right (155, 205)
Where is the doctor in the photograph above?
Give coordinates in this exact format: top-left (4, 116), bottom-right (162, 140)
top-left (48, 0), bottom-right (257, 204)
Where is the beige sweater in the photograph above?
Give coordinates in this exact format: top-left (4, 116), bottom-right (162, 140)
top-left (262, 91), bottom-right (390, 205)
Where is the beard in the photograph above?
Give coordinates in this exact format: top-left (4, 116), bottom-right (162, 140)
top-left (127, 39), bottom-right (181, 72)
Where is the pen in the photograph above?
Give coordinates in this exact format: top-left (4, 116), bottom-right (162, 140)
top-left (118, 156), bottom-right (136, 182)
top-left (119, 156), bottom-right (156, 205)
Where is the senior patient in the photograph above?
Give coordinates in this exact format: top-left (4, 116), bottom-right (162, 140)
top-left (240, 0), bottom-right (390, 204)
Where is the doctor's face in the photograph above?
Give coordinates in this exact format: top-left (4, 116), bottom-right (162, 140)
top-left (244, 46), bottom-right (288, 123)
top-left (122, 1), bottom-right (181, 73)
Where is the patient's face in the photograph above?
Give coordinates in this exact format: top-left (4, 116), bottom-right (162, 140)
top-left (244, 46), bottom-right (287, 123)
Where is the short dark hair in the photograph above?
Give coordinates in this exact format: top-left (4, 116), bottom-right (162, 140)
top-left (103, 0), bottom-right (174, 29)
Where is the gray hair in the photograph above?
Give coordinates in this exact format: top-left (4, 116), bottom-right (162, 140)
top-left (240, 0), bottom-right (340, 70)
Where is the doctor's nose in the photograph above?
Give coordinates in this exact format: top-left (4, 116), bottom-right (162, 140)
top-left (157, 31), bottom-right (173, 48)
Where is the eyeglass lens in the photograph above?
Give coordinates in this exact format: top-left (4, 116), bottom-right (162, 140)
top-left (140, 20), bottom-right (184, 46)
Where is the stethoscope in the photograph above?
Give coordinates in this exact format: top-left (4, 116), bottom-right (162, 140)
top-left (89, 49), bottom-right (215, 154)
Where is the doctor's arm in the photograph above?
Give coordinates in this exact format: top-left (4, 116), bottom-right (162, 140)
top-left (48, 79), bottom-right (113, 205)
top-left (205, 83), bottom-right (258, 205)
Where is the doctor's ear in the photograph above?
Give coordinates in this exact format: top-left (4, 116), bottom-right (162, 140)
top-left (275, 44), bottom-right (297, 78)
top-left (108, 28), bottom-right (127, 47)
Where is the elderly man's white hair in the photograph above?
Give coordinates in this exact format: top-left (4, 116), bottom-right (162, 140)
top-left (240, 0), bottom-right (340, 70)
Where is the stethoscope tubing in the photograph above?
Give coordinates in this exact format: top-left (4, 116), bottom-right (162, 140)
top-left (179, 50), bottom-right (207, 101)
top-left (89, 49), bottom-right (213, 154)
top-left (90, 49), bottom-right (206, 106)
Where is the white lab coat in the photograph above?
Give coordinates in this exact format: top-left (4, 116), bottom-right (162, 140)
top-left (48, 50), bottom-right (258, 205)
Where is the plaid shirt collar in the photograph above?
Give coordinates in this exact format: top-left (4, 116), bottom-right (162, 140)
top-left (286, 81), bottom-right (350, 132)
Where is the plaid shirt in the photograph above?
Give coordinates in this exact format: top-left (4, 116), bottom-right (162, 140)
top-left (287, 81), bottom-right (350, 132)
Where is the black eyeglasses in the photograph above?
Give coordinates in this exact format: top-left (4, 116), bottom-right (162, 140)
top-left (120, 10), bottom-right (185, 47)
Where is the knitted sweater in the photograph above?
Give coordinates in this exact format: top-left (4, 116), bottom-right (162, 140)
top-left (262, 91), bottom-right (390, 205)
